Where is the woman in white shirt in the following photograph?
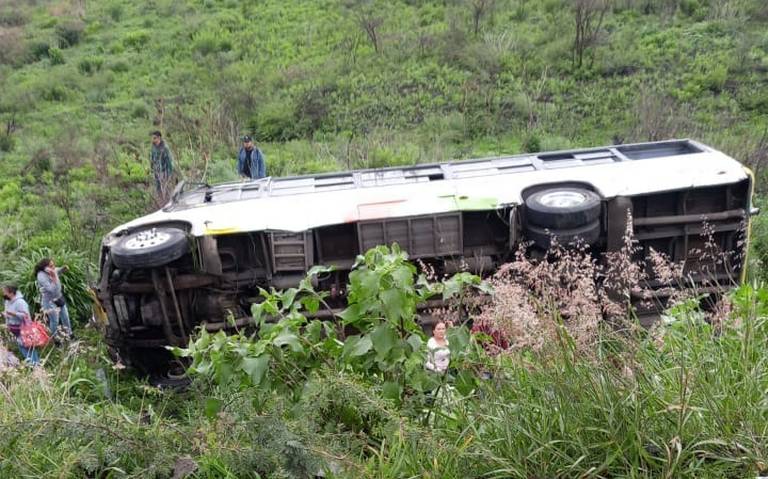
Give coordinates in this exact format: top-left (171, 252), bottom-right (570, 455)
top-left (425, 320), bottom-right (450, 373)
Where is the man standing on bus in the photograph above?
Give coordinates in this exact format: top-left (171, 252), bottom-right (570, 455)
top-left (237, 135), bottom-right (266, 180)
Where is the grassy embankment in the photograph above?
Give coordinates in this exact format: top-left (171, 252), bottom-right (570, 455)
top-left (1, 1), bottom-right (768, 477)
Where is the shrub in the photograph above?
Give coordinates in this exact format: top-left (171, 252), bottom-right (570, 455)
top-left (679, 0), bottom-right (702, 17)
top-left (48, 46), bottom-right (65, 65)
top-left (0, 27), bottom-right (25, 65)
top-left (28, 41), bottom-right (51, 61)
top-left (0, 133), bottom-right (15, 152)
top-left (107, 4), bottom-right (124, 22)
top-left (77, 56), bottom-right (103, 75)
top-left (41, 83), bottom-right (68, 102)
top-left (56, 20), bottom-right (85, 48)
top-left (122, 30), bottom-right (149, 49)
top-left (108, 59), bottom-right (129, 72)
top-left (0, 247), bottom-right (94, 322)
top-left (250, 99), bottom-right (301, 142)
top-left (0, 8), bottom-right (27, 27)
top-left (192, 28), bottom-right (233, 56)
top-left (522, 134), bottom-right (541, 153)
top-left (130, 101), bottom-right (149, 119)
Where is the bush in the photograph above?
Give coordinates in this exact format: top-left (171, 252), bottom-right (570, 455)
top-left (0, 133), bottom-right (15, 152)
top-left (679, 0), bottom-right (702, 17)
top-left (40, 84), bottom-right (68, 102)
top-left (122, 30), bottom-right (149, 49)
top-left (28, 41), bottom-right (51, 61)
top-left (251, 99), bottom-right (301, 142)
top-left (107, 59), bottom-right (129, 72)
top-left (0, 8), bottom-right (27, 27)
top-left (77, 56), bottom-right (103, 75)
top-left (56, 20), bottom-right (85, 48)
top-left (48, 47), bottom-right (65, 65)
top-left (108, 4), bottom-right (124, 22)
top-left (0, 247), bottom-right (94, 322)
top-left (192, 28), bottom-right (233, 56)
top-left (522, 134), bottom-right (541, 153)
top-left (0, 28), bottom-right (25, 66)
top-left (130, 101), bottom-right (149, 119)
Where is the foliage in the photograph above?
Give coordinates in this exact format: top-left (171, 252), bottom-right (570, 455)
top-left (176, 245), bottom-right (484, 404)
top-left (4, 274), bottom-right (768, 476)
top-left (0, 0), bottom-right (766, 473)
top-left (0, 247), bottom-right (94, 323)
top-left (0, 0), bottom-right (765, 272)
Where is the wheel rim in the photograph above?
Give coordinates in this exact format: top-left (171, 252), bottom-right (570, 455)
top-left (124, 229), bottom-right (172, 250)
top-left (539, 191), bottom-right (587, 208)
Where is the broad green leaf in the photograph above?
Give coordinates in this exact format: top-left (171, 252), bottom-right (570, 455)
top-left (371, 323), bottom-right (397, 358)
top-left (273, 332), bottom-right (303, 353)
top-left (442, 278), bottom-right (461, 300)
top-left (241, 355), bottom-right (270, 385)
top-left (305, 320), bottom-right (323, 343)
top-left (381, 288), bottom-right (406, 323)
top-left (214, 360), bottom-right (234, 385)
top-left (361, 271), bottom-right (380, 296)
top-left (322, 321), bottom-right (337, 339)
top-left (280, 288), bottom-right (298, 310)
top-left (406, 333), bottom-right (424, 352)
top-left (168, 345), bottom-right (188, 358)
top-left (300, 295), bottom-right (320, 314)
top-left (195, 359), bottom-right (213, 376)
top-left (343, 334), bottom-right (372, 358)
top-left (447, 326), bottom-right (470, 356)
top-left (204, 398), bottom-right (222, 419)
top-left (476, 280), bottom-right (494, 295)
top-left (338, 304), bottom-right (361, 325)
top-left (391, 264), bottom-right (414, 288)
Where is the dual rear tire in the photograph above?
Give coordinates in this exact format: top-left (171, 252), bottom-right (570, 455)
top-left (524, 187), bottom-right (602, 250)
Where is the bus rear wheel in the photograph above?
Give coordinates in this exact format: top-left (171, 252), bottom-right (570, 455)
top-left (525, 187), bottom-right (601, 230)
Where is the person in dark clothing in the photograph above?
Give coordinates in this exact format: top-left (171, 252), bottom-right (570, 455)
top-left (237, 135), bottom-right (266, 180)
top-left (150, 130), bottom-right (174, 193)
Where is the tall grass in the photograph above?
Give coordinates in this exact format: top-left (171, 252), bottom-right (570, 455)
top-left (2, 285), bottom-right (768, 477)
top-left (363, 283), bottom-right (768, 479)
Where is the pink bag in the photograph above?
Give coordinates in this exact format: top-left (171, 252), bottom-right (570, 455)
top-left (20, 316), bottom-right (50, 348)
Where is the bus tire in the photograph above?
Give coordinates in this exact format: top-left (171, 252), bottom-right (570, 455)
top-left (525, 220), bottom-right (601, 250)
top-left (111, 227), bottom-right (189, 269)
top-left (525, 187), bottom-right (601, 229)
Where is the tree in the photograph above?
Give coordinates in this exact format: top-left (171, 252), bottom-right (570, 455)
top-left (468, 0), bottom-right (496, 37)
top-left (572, 0), bottom-right (609, 69)
top-left (345, 0), bottom-right (385, 53)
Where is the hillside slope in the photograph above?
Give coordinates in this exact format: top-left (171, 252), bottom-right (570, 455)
top-left (0, 0), bottom-right (767, 263)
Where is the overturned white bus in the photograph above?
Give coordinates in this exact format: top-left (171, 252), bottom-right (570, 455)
top-left (96, 139), bottom-right (757, 371)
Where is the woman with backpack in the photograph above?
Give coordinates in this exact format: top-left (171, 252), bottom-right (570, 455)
top-left (2, 285), bottom-right (40, 365)
top-left (35, 258), bottom-right (72, 341)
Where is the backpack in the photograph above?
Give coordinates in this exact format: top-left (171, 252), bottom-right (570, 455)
top-left (20, 315), bottom-right (50, 348)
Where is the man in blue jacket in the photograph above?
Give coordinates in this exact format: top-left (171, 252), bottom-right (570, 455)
top-left (237, 135), bottom-right (266, 180)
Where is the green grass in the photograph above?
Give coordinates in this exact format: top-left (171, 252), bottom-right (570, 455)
top-left (1, 0), bottom-right (768, 264)
top-left (1, 0), bottom-right (768, 476)
top-left (2, 284), bottom-right (768, 477)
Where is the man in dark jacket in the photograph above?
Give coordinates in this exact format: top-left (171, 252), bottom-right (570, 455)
top-left (150, 130), bottom-right (174, 193)
top-left (237, 135), bottom-right (266, 180)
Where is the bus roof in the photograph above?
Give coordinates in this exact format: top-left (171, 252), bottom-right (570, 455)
top-left (111, 139), bottom-right (748, 237)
